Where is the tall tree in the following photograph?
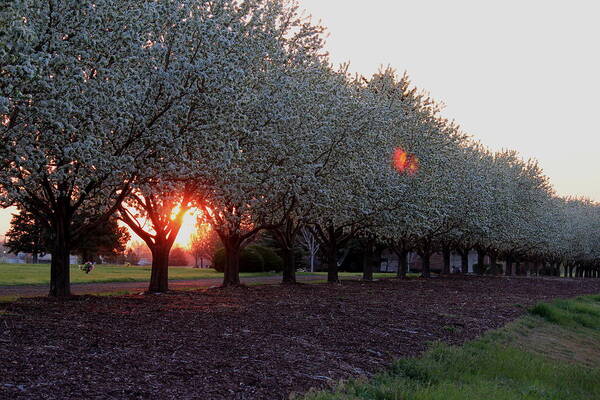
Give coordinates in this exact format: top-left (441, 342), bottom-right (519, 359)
top-left (118, 185), bottom-right (193, 293)
top-left (190, 1), bottom-right (329, 287)
top-left (0, 0), bottom-right (216, 296)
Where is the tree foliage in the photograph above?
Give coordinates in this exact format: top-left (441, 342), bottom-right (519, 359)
top-left (2, 0), bottom-right (599, 295)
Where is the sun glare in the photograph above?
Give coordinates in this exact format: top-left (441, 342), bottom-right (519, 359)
top-left (176, 210), bottom-right (199, 247)
top-left (393, 147), bottom-right (419, 176)
top-left (120, 207), bottom-right (201, 248)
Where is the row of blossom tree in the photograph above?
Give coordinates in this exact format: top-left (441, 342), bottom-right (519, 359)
top-left (2, 0), bottom-right (599, 297)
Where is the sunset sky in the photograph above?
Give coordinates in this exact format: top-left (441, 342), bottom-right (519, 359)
top-left (1, 0), bottom-right (598, 238)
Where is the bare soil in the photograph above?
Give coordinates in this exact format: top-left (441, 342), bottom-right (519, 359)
top-left (2, 276), bottom-right (600, 400)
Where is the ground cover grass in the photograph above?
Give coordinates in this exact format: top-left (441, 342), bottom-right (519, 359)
top-left (0, 263), bottom-right (278, 286)
top-left (303, 295), bottom-right (600, 400)
top-left (0, 263), bottom-right (410, 286)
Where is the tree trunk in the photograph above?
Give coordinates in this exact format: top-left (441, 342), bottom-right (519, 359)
top-left (362, 243), bottom-right (374, 282)
top-left (505, 255), bottom-right (512, 276)
top-left (489, 255), bottom-right (497, 275)
top-left (148, 245), bottom-right (170, 293)
top-left (460, 251), bottom-right (469, 274)
top-left (282, 248), bottom-right (297, 284)
top-left (327, 243), bottom-right (339, 283)
top-left (32, 253), bottom-right (39, 264)
top-left (397, 249), bottom-right (409, 278)
top-left (272, 225), bottom-right (299, 285)
top-left (442, 248), bottom-right (451, 275)
top-left (420, 252), bottom-right (431, 278)
top-left (476, 249), bottom-right (485, 275)
top-left (49, 215), bottom-right (71, 298)
top-left (223, 243), bottom-right (241, 287)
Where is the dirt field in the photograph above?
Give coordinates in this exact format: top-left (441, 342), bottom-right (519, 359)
top-left (2, 276), bottom-right (600, 400)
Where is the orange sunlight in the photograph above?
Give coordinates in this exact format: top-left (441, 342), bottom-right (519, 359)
top-left (176, 210), bottom-right (199, 247)
top-left (120, 207), bottom-right (201, 248)
top-left (393, 147), bottom-right (419, 176)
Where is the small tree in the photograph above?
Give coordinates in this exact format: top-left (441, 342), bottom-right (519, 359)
top-left (169, 247), bottom-right (189, 267)
top-left (5, 211), bottom-right (48, 263)
top-left (299, 227), bottom-right (320, 272)
top-left (72, 218), bottom-right (130, 263)
top-left (6, 210), bottom-right (129, 264)
top-left (188, 224), bottom-right (220, 268)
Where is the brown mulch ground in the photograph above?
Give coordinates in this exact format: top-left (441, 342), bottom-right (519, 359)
top-left (2, 276), bottom-right (600, 400)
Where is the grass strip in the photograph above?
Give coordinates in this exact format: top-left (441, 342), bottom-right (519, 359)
top-left (302, 295), bottom-right (600, 400)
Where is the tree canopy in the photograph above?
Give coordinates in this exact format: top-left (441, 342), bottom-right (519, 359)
top-left (1, 0), bottom-right (599, 296)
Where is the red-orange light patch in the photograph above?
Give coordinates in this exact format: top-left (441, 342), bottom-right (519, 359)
top-left (392, 147), bottom-right (419, 176)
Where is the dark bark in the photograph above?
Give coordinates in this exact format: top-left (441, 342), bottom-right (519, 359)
top-left (420, 252), bottom-right (431, 278)
top-left (442, 248), bottom-right (451, 275)
top-left (396, 249), bottom-right (409, 278)
top-left (282, 248), bottom-right (297, 284)
top-left (271, 222), bottom-right (301, 285)
top-left (505, 255), bottom-right (512, 276)
top-left (489, 254), bottom-right (497, 275)
top-left (223, 243), bottom-right (241, 287)
top-left (32, 253), bottom-right (39, 264)
top-left (49, 210), bottom-right (71, 298)
top-left (312, 223), bottom-right (356, 284)
top-left (327, 242), bottom-right (339, 283)
top-left (148, 245), bottom-right (170, 293)
top-left (362, 241), bottom-right (374, 281)
top-left (522, 261), bottom-right (527, 276)
top-left (49, 238), bottom-right (71, 298)
top-left (476, 249), bottom-right (485, 275)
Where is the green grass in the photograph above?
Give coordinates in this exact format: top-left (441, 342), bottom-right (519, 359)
top-left (0, 264), bottom-right (417, 286)
top-left (0, 263), bottom-right (278, 286)
top-left (0, 295), bottom-right (18, 303)
top-left (302, 295), bottom-right (600, 400)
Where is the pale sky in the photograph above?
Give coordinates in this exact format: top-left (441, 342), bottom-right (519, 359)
top-left (299, 0), bottom-right (600, 201)
top-left (1, 0), bottom-right (599, 237)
